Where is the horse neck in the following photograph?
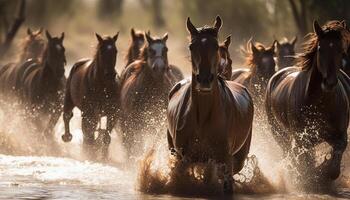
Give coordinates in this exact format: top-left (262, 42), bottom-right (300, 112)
top-left (126, 45), bottom-right (140, 65)
top-left (191, 74), bottom-right (220, 125)
top-left (305, 57), bottom-right (323, 97)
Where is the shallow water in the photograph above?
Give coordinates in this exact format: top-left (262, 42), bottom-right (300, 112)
top-left (1, 104), bottom-right (350, 199)
top-left (0, 154), bottom-right (350, 200)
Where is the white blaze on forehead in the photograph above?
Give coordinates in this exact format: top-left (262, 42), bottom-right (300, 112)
top-left (151, 43), bottom-right (165, 57)
top-left (329, 42), bottom-right (334, 47)
top-left (56, 44), bottom-right (62, 50)
top-left (262, 56), bottom-right (271, 64)
top-left (201, 38), bottom-right (207, 43)
top-left (107, 44), bottom-right (113, 50)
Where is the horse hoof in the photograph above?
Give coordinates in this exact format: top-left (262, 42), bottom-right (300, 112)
top-left (62, 133), bottom-right (72, 142)
top-left (223, 181), bottom-right (233, 195)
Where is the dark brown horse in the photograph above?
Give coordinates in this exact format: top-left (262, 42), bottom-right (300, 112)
top-left (167, 16), bottom-right (254, 194)
top-left (265, 20), bottom-right (350, 188)
top-left (18, 28), bottom-right (45, 63)
top-left (61, 33), bottom-right (120, 160)
top-left (218, 35), bottom-right (232, 80)
top-left (231, 39), bottom-right (276, 108)
top-left (125, 28), bottom-right (145, 68)
top-left (0, 31), bottom-right (66, 143)
top-left (275, 36), bottom-right (297, 70)
top-left (0, 28), bottom-right (45, 96)
top-left (120, 32), bottom-right (181, 155)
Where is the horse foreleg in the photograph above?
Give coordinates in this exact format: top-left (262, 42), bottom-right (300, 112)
top-left (232, 128), bottom-right (252, 174)
top-left (217, 162), bottom-right (233, 195)
top-left (99, 114), bottom-right (117, 160)
top-left (318, 132), bottom-right (348, 181)
top-left (62, 91), bottom-right (74, 142)
top-left (82, 113), bottom-right (98, 160)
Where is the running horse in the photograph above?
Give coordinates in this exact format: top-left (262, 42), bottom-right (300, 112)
top-left (167, 16), bottom-right (254, 194)
top-left (0, 28), bottom-right (45, 97)
top-left (231, 39), bottom-right (276, 109)
top-left (120, 32), bottom-right (181, 155)
top-left (61, 33), bottom-right (120, 160)
top-left (124, 28), bottom-right (145, 68)
top-left (218, 35), bottom-right (232, 80)
top-left (275, 36), bottom-right (297, 70)
top-left (265, 20), bottom-right (350, 188)
top-left (0, 31), bottom-right (66, 144)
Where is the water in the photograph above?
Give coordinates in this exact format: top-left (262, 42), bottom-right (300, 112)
top-left (1, 106), bottom-right (350, 199)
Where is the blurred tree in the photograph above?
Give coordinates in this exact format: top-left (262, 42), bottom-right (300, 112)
top-left (97, 0), bottom-right (123, 19)
top-left (26, 0), bottom-right (76, 26)
top-left (139, 0), bottom-right (165, 28)
top-left (0, 0), bottom-right (25, 57)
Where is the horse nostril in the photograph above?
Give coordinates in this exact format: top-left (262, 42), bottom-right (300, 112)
top-left (196, 74), bottom-right (201, 82)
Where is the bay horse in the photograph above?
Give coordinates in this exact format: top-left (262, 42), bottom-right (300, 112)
top-left (0, 31), bottom-right (66, 144)
top-left (275, 36), bottom-right (297, 70)
top-left (231, 39), bottom-right (276, 109)
top-left (18, 28), bottom-right (45, 63)
top-left (0, 28), bottom-right (45, 97)
top-left (125, 28), bottom-right (145, 68)
top-left (265, 20), bottom-right (350, 188)
top-left (218, 35), bottom-right (232, 80)
top-left (120, 31), bottom-right (181, 155)
top-left (61, 33), bottom-right (120, 160)
top-left (167, 16), bottom-right (254, 194)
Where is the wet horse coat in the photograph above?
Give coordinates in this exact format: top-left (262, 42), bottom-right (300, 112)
top-left (62, 33), bottom-right (120, 160)
top-left (0, 31), bottom-right (66, 143)
top-left (167, 16), bottom-right (253, 194)
top-left (265, 21), bottom-right (350, 187)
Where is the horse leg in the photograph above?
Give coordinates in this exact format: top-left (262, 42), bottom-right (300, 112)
top-left (167, 129), bottom-right (176, 155)
top-left (82, 113), bottom-right (98, 160)
top-left (62, 89), bottom-right (74, 142)
top-left (232, 128), bottom-right (252, 174)
top-left (99, 113), bottom-right (117, 160)
top-left (218, 162), bottom-right (233, 195)
top-left (318, 131), bottom-right (348, 181)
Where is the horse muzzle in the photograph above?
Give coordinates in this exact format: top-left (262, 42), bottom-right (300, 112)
top-left (152, 58), bottom-right (167, 73)
top-left (195, 73), bottom-right (214, 93)
top-left (321, 78), bottom-right (338, 91)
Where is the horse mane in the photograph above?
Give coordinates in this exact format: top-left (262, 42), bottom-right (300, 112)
top-left (298, 20), bottom-right (350, 70)
top-left (241, 40), bottom-right (266, 68)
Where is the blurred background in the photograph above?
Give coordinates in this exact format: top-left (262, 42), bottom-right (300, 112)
top-left (0, 0), bottom-right (349, 75)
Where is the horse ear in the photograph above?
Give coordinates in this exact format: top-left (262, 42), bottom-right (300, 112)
top-left (186, 17), bottom-right (198, 36)
top-left (224, 35), bottom-right (231, 48)
top-left (313, 20), bottom-right (323, 37)
top-left (113, 32), bottom-right (119, 42)
top-left (162, 33), bottom-right (168, 42)
top-left (213, 15), bottom-right (222, 32)
top-left (27, 28), bottom-right (33, 36)
top-left (95, 33), bottom-right (103, 43)
top-left (145, 31), bottom-right (153, 44)
top-left (131, 28), bottom-right (135, 38)
top-left (60, 32), bottom-right (65, 42)
top-left (45, 30), bottom-right (52, 41)
top-left (341, 20), bottom-right (347, 29)
top-left (269, 40), bottom-right (276, 52)
top-left (251, 40), bottom-right (259, 55)
top-left (291, 36), bottom-right (297, 46)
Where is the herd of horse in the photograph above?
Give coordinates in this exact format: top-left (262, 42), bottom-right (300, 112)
top-left (0, 16), bottom-right (350, 194)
